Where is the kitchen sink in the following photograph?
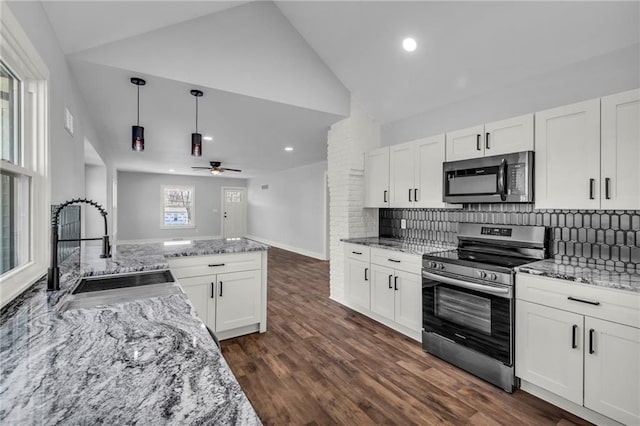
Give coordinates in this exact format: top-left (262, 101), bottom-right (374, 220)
top-left (72, 270), bottom-right (175, 294)
top-left (58, 270), bottom-right (181, 312)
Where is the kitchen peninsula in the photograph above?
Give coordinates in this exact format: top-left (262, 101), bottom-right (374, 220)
top-left (0, 238), bottom-right (268, 424)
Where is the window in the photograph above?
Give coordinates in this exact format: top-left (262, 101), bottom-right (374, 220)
top-left (161, 185), bottom-right (195, 228)
top-left (0, 4), bottom-right (49, 308)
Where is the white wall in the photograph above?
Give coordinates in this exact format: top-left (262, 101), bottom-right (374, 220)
top-left (117, 171), bottom-right (246, 241)
top-left (381, 44), bottom-right (640, 145)
top-left (7, 1), bottom-right (113, 205)
top-left (328, 99), bottom-right (380, 302)
top-left (246, 161), bottom-right (327, 259)
top-left (84, 164), bottom-right (108, 239)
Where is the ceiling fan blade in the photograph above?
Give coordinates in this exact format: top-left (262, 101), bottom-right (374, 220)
top-left (220, 168), bottom-right (242, 172)
top-left (191, 167), bottom-right (212, 169)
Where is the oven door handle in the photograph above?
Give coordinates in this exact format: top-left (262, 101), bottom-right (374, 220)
top-left (422, 270), bottom-right (511, 298)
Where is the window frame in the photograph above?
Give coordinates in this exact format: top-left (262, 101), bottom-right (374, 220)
top-left (160, 185), bottom-right (195, 230)
top-left (0, 3), bottom-right (50, 308)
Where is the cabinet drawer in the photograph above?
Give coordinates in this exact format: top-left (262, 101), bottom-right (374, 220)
top-left (516, 273), bottom-right (640, 328)
top-left (371, 248), bottom-right (421, 274)
top-left (345, 243), bottom-right (370, 262)
top-left (168, 252), bottom-right (262, 279)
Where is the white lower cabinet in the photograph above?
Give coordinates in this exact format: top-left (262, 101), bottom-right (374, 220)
top-left (343, 244), bottom-right (422, 341)
top-left (516, 273), bottom-right (640, 425)
top-left (169, 251), bottom-right (266, 340)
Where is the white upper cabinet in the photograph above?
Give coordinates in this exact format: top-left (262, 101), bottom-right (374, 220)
top-left (600, 89), bottom-right (640, 210)
top-left (535, 99), bottom-right (601, 210)
top-left (445, 114), bottom-right (534, 161)
top-left (536, 89), bottom-right (640, 210)
top-left (388, 134), bottom-right (449, 208)
top-left (364, 147), bottom-right (389, 207)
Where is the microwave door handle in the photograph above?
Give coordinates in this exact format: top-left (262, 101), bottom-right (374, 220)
top-left (498, 158), bottom-right (507, 201)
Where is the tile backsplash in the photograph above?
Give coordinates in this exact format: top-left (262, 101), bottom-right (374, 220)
top-left (379, 204), bottom-right (640, 273)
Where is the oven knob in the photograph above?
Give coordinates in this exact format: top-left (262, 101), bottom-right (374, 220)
top-left (438, 263), bottom-right (446, 270)
top-left (489, 273), bottom-right (498, 281)
top-left (428, 261), bottom-right (437, 269)
top-left (478, 270), bottom-right (487, 279)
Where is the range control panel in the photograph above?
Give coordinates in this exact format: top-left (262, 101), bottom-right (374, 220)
top-left (480, 227), bottom-right (513, 237)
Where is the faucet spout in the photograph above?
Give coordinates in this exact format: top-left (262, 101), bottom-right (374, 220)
top-left (47, 198), bottom-right (111, 291)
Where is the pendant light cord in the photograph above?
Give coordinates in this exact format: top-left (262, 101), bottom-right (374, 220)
top-left (195, 96), bottom-right (199, 133)
top-left (136, 84), bottom-right (140, 126)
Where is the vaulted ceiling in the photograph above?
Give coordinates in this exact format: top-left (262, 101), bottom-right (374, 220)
top-left (40, 1), bottom-right (640, 178)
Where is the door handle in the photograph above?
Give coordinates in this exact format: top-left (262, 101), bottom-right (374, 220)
top-left (605, 177), bottom-right (611, 200)
top-left (219, 281), bottom-right (223, 297)
top-left (571, 324), bottom-right (578, 349)
top-left (394, 276), bottom-right (398, 291)
top-left (485, 132), bottom-right (490, 149)
top-left (364, 267), bottom-right (368, 281)
top-left (476, 134), bottom-right (481, 151)
top-left (589, 328), bottom-right (595, 354)
top-left (589, 178), bottom-right (595, 200)
top-left (388, 274), bottom-right (393, 289)
top-left (211, 282), bottom-right (214, 299)
top-left (497, 158), bottom-right (507, 201)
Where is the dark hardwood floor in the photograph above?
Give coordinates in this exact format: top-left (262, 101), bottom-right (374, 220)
top-left (221, 247), bottom-right (591, 425)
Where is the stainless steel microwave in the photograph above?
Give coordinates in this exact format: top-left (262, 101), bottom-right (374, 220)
top-left (443, 151), bottom-right (534, 203)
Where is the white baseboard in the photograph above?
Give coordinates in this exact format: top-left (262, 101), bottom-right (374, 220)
top-left (245, 235), bottom-right (328, 260)
top-left (117, 235), bottom-right (222, 245)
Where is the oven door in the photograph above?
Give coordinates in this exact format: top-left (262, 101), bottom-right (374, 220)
top-left (422, 270), bottom-right (513, 365)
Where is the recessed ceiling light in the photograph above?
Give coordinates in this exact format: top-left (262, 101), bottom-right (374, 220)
top-left (284, 147), bottom-right (294, 152)
top-left (402, 37), bottom-right (417, 52)
top-left (169, 169), bottom-right (175, 172)
top-left (203, 136), bottom-right (213, 141)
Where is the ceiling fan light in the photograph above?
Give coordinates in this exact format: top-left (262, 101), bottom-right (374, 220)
top-left (211, 169), bottom-right (221, 175)
top-left (132, 125), bottom-right (144, 151)
top-left (191, 133), bottom-right (202, 157)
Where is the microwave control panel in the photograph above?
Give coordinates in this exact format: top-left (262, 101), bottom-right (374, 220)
top-left (508, 163), bottom-right (526, 195)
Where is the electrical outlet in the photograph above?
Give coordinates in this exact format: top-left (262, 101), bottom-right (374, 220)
top-left (400, 219), bottom-right (407, 229)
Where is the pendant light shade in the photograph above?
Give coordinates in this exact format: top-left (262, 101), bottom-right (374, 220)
top-left (190, 89), bottom-right (203, 157)
top-left (131, 77), bottom-right (146, 152)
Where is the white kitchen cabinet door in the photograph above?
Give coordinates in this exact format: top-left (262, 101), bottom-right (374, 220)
top-left (601, 89), bottom-right (640, 210)
top-left (370, 264), bottom-right (395, 322)
top-left (414, 134), bottom-right (447, 208)
top-left (515, 300), bottom-right (584, 405)
top-left (345, 258), bottom-right (370, 311)
top-left (180, 275), bottom-right (216, 329)
top-left (445, 125), bottom-right (485, 161)
top-left (215, 270), bottom-right (261, 333)
top-left (389, 141), bottom-right (415, 207)
top-left (393, 270), bottom-right (422, 332)
top-left (364, 147), bottom-right (389, 207)
top-left (584, 317), bottom-right (640, 426)
top-left (534, 99), bottom-right (601, 209)
top-left (484, 113), bottom-right (534, 156)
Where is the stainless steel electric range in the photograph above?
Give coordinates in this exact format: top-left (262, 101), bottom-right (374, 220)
top-left (422, 223), bottom-right (548, 392)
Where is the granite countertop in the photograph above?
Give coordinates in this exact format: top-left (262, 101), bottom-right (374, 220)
top-left (0, 237), bottom-right (267, 425)
top-left (516, 258), bottom-right (640, 294)
top-left (341, 237), bottom-right (455, 256)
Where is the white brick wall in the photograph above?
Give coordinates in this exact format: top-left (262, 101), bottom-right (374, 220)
top-left (327, 98), bottom-right (380, 302)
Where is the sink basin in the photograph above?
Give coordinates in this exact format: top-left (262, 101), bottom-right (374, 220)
top-left (72, 270), bottom-right (175, 294)
top-left (58, 270), bottom-right (180, 312)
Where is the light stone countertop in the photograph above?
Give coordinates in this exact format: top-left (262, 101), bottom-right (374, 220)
top-left (0, 238), bottom-right (268, 425)
top-left (341, 237), bottom-right (455, 256)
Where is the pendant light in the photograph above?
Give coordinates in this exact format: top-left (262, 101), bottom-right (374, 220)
top-left (190, 89), bottom-right (204, 157)
top-left (130, 77), bottom-right (146, 151)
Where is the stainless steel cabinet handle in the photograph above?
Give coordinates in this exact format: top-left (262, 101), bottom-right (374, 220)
top-left (388, 274), bottom-right (393, 289)
top-left (589, 178), bottom-right (595, 200)
top-left (219, 281), bottom-right (223, 297)
top-left (383, 190), bottom-right (387, 203)
top-left (364, 268), bottom-right (368, 281)
top-left (605, 177), bottom-right (611, 200)
top-left (211, 282), bottom-right (214, 299)
top-left (476, 134), bottom-right (481, 151)
top-left (589, 329), bottom-right (595, 354)
top-left (352, 251), bottom-right (362, 255)
top-left (208, 263), bottom-right (225, 267)
top-left (414, 188), bottom-right (418, 202)
top-left (388, 259), bottom-right (401, 263)
top-left (394, 276), bottom-right (398, 291)
top-left (485, 132), bottom-right (490, 149)
top-left (409, 188), bottom-right (412, 202)
top-left (571, 324), bottom-right (578, 349)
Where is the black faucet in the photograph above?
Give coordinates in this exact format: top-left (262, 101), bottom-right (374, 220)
top-left (47, 198), bottom-right (111, 291)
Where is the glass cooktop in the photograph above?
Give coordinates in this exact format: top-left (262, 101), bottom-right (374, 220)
top-left (423, 249), bottom-right (536, 272)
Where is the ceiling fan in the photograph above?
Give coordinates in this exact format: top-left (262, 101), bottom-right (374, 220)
top-left (191, 161), bottom-right (242, 175)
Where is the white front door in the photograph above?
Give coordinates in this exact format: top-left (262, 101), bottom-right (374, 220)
top-left (222, 187), bottom-right (247, 238)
